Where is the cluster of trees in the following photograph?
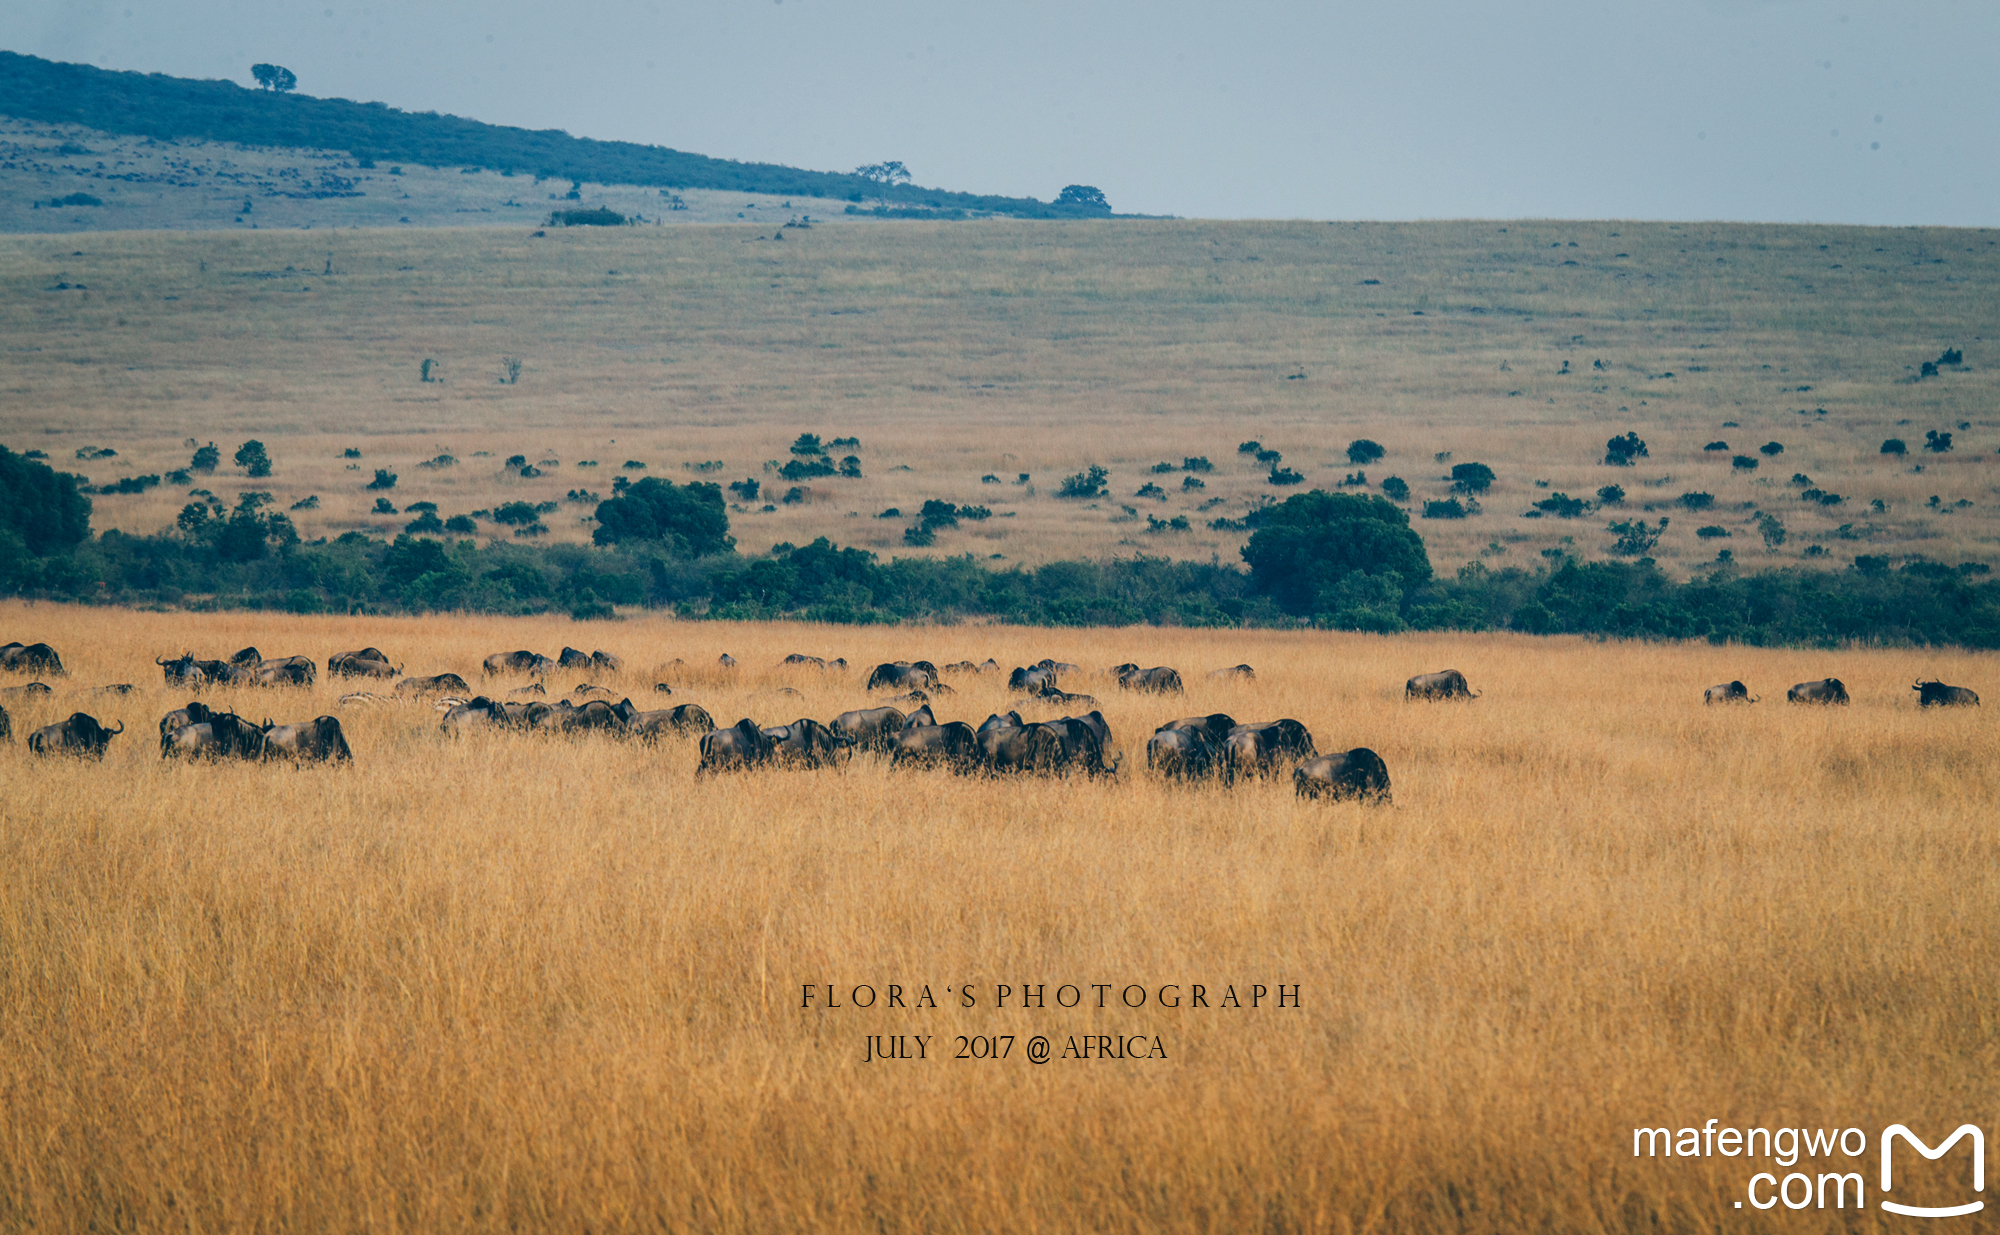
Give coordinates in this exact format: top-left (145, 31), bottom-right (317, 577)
top-left (0, 51), bottom-right (1114, 219)
top-left (4, 446), bottom-right (1998, 647)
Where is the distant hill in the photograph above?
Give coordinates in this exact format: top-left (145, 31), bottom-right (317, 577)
top-left (0, 51), bottom-right (1109, 219)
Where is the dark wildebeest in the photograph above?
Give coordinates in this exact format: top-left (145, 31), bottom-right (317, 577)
top-left (157, 653), bottom-right (223, 688)
top-left (698, 718), bottom-right (774, 773)
top-left (718, 653), bottom-right (738, 669)
top-left (1406, 670), bottom-right (1478, 700)
top-left (1294, 749), bottom-right (1392, 804)
top-left (592, 650), bottom-right (623, 673)
top-left (158, 700), bottom-right (216, 741)
top-left (1, 681), bottom-right (52, 701)
top-left (978, 710), bottom-right (1024, 732)
top-left (561, 699), bottom-right (627, 733)
top-left (867, 660), bottom-right (944, 692)
top-left (162, 710), bottom-right (265, 759)
top-left (1787, 679), bottom-right (1850, 706)
top-left (1008, 664), bottom-right (1058, 693)
top-left (760, 718), bottom-right (848, 768)
top-left (891, 720), bottom-right (979, 771)
top-left (977, 722), bottom-right (1069, 774)
top-left (229, 647), bottom-right (262, 668)
top-left (1159, 713), bottom-right (1238, 744)
top-left (1914, 679), bottom-right (1979, 707)
top-left (784, 653), bottom-right (827, 668)
top-left (261, 716), bottom-right (353, 763)
top-left (614, 700), bottom-right (714, 739)
top-left (440, 696), bottom-right (509, 734)
top-left (1208, 664), bottom-right (1256, 681)
top-left (559, 647), bottom-right (594, 670)
top-left (1703, 681), bottom-right (1757, 705)
top-left (1112, 664), bottom-right (1185, 693)
top-left (1042, 715), bottom-right (1115, 774)
top-left (568, 683), bottom-right (616, 700)
top-left (329, 648), bottom-right (401, 678)
top-left (249, 656), bottom-right (316, 687)
top-left (29, 711), bottom-right (122, 758)
top-left (942, 660), bottom-right (983, 675)
top-left (397, 672), bottom-right (471, 697)
top-left (1148, 725), bottom-right (1218, 779)
top-left (1221, 719), bottom-right (1316, 782)
top-left (832, 706), bottom-right (906, 753)
top-left (483, 650), bottom-right (555, 677)
top-left (0, 642), bottom-right (65, 675)
top-left (905, 704), bottom-right (938, 727)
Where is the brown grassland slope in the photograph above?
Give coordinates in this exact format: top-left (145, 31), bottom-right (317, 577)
top-left (1, 600), bottom-right (1995, 1232)
top-left (1, 215), bottom-right (1995, 573)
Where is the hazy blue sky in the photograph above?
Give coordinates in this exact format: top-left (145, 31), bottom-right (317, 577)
top-left (5, 0), bottom-right (1993, 223)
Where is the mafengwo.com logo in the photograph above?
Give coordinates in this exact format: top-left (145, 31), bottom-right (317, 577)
top-left (1632, 1120), bottom-right (1984, 1216)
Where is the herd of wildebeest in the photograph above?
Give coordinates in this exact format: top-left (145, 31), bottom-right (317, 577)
top-left (0, 637), bottom-right (1982, 803)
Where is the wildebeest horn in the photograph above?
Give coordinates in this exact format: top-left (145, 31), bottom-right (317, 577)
top-left (156, 655), bottom-right (168, 665)
top-left (109, 720), bottom-right (124, 734)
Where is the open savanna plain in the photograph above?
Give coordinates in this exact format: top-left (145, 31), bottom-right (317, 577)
top-left (2, 213), bottom-right (1997, 574)
top-left (2, 599), bottom-right (1997, 1232)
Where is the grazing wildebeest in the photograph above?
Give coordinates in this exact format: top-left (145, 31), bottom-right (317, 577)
top-left (261, 716), bottom-right (353, 763)
top-left (162, 710), bottom-right (265, 759)
top-left (1294, 749), bottom-right (1392, 803)
top-left (592, 650), bottom-right (623, 673)
top-left (483, 650), bottom-right (555, 677)
top-left (1208, 664), bottom-right (1256, 681)
top-left (229, 647), bottom-right (262, 668)
top-left (1017, 685), bottom-right (1101, 710)
top-left (1787, 678), bottom-right (1850, 706)
top-left (1703, 681), bottom-right (1757, 705)
top-left (157, 653), bottom-right (207, 689)
top-left (653, 683), bottom-right (674, 693)
top-left (831, 706), bottom-right (906, 753)
top-left (615, 700), bottom-right (715, 739)
top-left (867, 660), bottom-right (941, 691)
top-left (509, 682), bottom-right (547, 697)
top-left (1221, 719), bottom-right (1316, 782)
top-left (559, 647), bottom-right (594, 670)
top-left (0, 641), bottom-right (64, 675)
top-left (568, 683), bottom-right (616, 700)
top-left (883, 689), bottom-right (931, 708)
top-left (249, 656), bottom-right (316, 687)
top-left (784, 653), bottom-right (827, 668)
top-left (1, 681), bottom-right (52, 701)
top-left (905, 704), bottom-right (938, 727)
top-left (29, 712), bottom-right (122, 757)
top-left (87, 683), bottom-right (136, 696)
top-left (1042, 715), bottom-right (1116, 774)
top-left (977, 722), bottom-right (1069, 774)
top-left (1111, 664), bottom-right (1184, 693)
top-left (891, 720), bottom-right (979, 771)
top-left (760, 717), bottom-right (849, 767)
top-left (942, 660), bottom-right (983, 675)
top-left (978, 711), bottom-right (1024, 732)
top-left (1159, 713), bottom-right (1238, 744)
top-left (561, 699), bottom-right (627, 733)
top-left (1008, 664), bottom-right (1058, 693)
top-left (1148, 725), bottom-right (1218, 779)
top-left (1914, 679), bottom-right (1979, 707)
top-left (1406, 670), bottom-right (1479, 700)
top-left (717, 653), bottom-right (737, 669)
top-left (158, 700), bottom-right (216, 740)
top-left (328, 648), bottom-right (401, 678)
top-left (397, 672), bottom-right (471, 697)
top-left (440, 696), bottom-right (510, 733)
top-left (698, 718), bottom-right (773, 773)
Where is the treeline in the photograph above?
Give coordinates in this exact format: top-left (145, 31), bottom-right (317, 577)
top-left (0, 51), bottom-right (1107, 218)
top-left (5, 448), bottom-right (1998, 647)
top-left (6, 528), bottom-right (1999, 650)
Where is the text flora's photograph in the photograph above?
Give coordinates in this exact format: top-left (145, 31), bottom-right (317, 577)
top-left (1, 0), bottom-right (1998, 1231)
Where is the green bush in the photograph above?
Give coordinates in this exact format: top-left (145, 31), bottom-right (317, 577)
top-left (0, 445), bottom-right (92, 555)
top-left (591, 477), bottom-right (732, 556)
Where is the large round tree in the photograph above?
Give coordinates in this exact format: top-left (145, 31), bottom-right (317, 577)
top-left (1240, 490), bottom-right (1431, 617)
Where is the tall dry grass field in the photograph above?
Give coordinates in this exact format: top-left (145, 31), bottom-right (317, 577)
top-left (1, 598), bottom-right (1995, 1232)
top-left (3, 219), bottom-right (1994, 572)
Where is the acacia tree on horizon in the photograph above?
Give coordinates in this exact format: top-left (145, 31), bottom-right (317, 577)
top-left (250, 64), bottom-right (297, 93)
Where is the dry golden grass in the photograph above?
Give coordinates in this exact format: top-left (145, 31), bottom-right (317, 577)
top-left (2, 599), bottom-right (1996, 1232)
top-left (2, 216), bottom-right (1995, 573)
